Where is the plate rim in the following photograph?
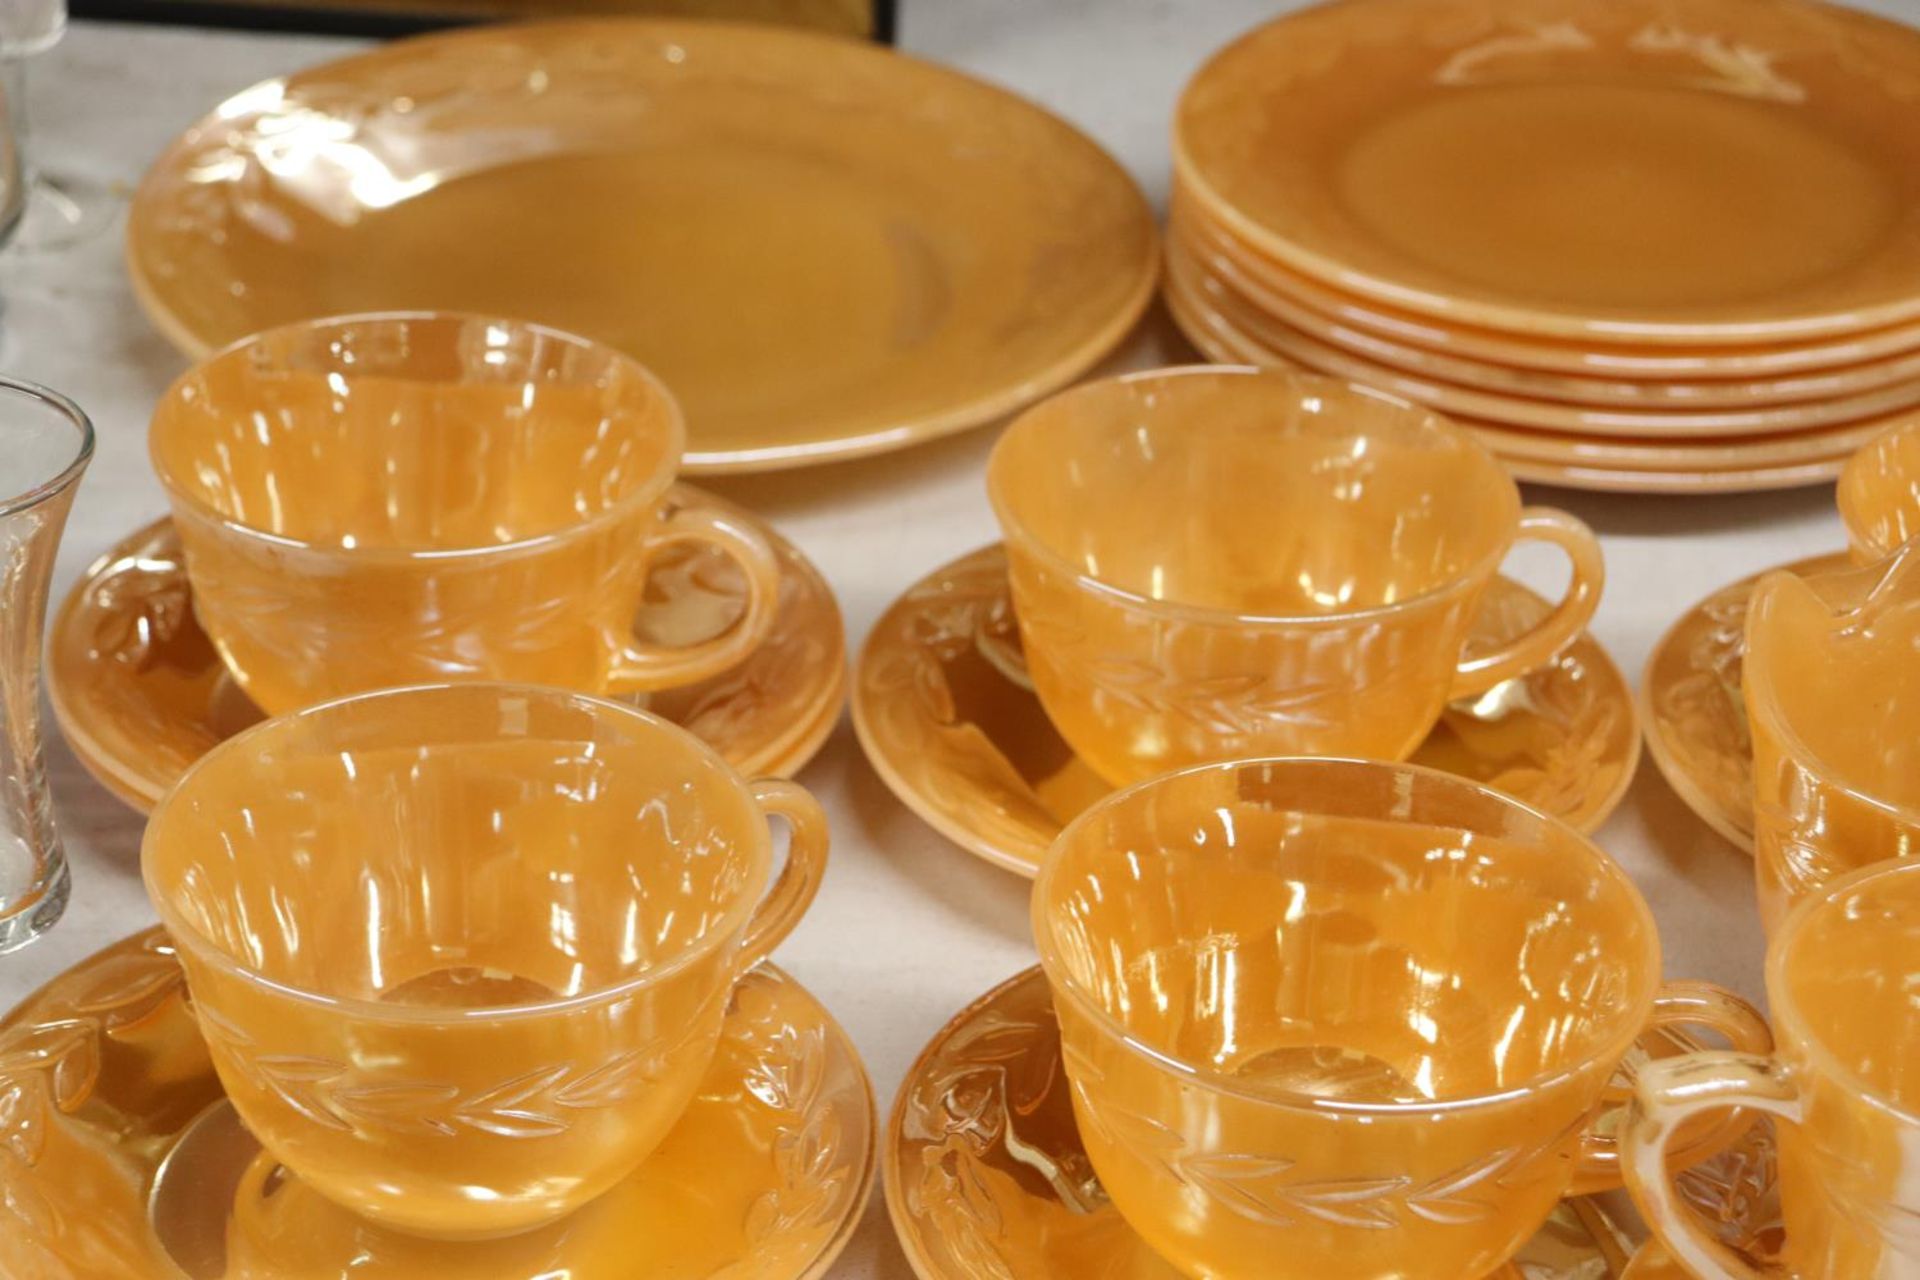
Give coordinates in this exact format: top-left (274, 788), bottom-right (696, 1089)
top-left (123, 16), bottom-right (1161, 474)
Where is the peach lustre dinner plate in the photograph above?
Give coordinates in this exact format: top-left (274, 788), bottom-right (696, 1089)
top-left (1170, 212), bottom-right (1920, 414)
top-left (1163, 284), bottom-right (1871, 490)
top-left (1174, 0), bottom-right (1920, 346)
top-left (1164, 243), bottom-right (1920, 439)
top-left (126, 20), bottom-right (1158, 473)
top-left (1170, 195), bottom-right (1920, 390)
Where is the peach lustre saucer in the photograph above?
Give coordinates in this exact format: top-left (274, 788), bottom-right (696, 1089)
top-left (1640, 552), bottom-right (1854, 851)
top-left (885, 967), bottom-right (1770, 1280)
top-left (48, 484), bottom-right (844, 811)
top-left (0, 928), bottom-right (874, 1280)
top-left (1618, 1120), bottom-right (1783, 1278)
top-left (854, 544), bottom-right (1638, 876)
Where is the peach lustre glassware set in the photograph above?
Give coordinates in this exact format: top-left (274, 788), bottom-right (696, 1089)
top-left (9, 309), bottom-right (877, 1277)
top-left (871, 0), bottom-right (1920, 1275)
top-left (10, 5), bottom-right (1920, 1280)
top-left (866, 367), bottom-right (1788, 1279)
top-left (5, 14), bottom-right (1167, 1273)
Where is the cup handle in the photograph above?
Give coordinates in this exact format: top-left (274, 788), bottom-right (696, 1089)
top-left (735, 779), bottom-right (830, 972)
top-left (606, 503), bottom-right (783, 694)
top-left (1450, 508), bottom-right (1605, 700)
top-left (1569, 981), bottom-right (1773, 1195)
top-left (1623, 1052), bottom-right (1802, 1280)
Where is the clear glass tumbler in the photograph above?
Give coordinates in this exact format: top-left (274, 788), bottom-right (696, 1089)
top-left (2, 2), bottom-right (111, 255)
top-left (0, 376), bottom-right (92, 952)
top-left (1, 59), bottom-right (22, 248)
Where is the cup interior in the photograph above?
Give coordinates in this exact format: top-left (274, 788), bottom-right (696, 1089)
top-left (143, 685), bottom-right (767, 1011)
top-left (1838, 415), bottom-right (1920, 560)
top-left (1034, 759), bottom-right (1657, 1105)
top-left (1779, 862), bottom-right (1920, 1111)
top-left (149, 314), bottom-right (681, 551)
top-left (1748, 555), bottom-right (1920, 818)
top-left (988, 368), bottom-right (1517, 616)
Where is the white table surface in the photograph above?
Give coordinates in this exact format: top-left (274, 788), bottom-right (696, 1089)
top-left (3, 2), bottom-right (1913, 1273)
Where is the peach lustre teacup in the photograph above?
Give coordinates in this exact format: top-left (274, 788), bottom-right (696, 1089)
top-left (149, 312), bottom-right (782, 716)
top-left (142, 682), bottom-right (829, 1239)
top-left (1745, 544), bottom-right (1920, 933)
top-left (1032, 756), bottom-right (1768, 1280)
top-left (987, 366), bottom-right (1604, 786)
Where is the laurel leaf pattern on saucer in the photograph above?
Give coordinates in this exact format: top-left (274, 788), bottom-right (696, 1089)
top-left (711, 977), bottom-right (862, 1280)
top-left (83, 541), bottom-right (200, 675)
top-left (1432, 581), bottom-right (1634, 830)
top-left (858, 546), bottom-right (1066, 864)
top-left (1668, 1117), bottom-right (1784, 1267)
top-left (896, 974), bottom-right (1124, 1280)
top-left (629, 507), bottom-right (844, 779)
top-left (1651, 583), bottom-right (1757, 831)
top-left (0, 930), bottom-right (189, 1279)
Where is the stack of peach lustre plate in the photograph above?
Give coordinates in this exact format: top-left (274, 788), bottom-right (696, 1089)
top-left (1166, 0), bottom-right (1920, 494)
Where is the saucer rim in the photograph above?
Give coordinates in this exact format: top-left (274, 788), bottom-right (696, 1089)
top-left (0, 926), bottom-right (880, 1280)
top-left (47, 487), bottom-right (847, 813)
top-left (884, 964), bottom-right (1651, 1280)
top-left (124, 19), bottom-right (1163, 477)
top-left (881, 964), bottom-right (1051, 1280)
top-left (1637, 549), bottom-right (1856, 853)
top-left (854, 542), bottom-right (1641, 879)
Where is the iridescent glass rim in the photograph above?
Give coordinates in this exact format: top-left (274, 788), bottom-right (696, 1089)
top-left (986, 365), bottom-right (1520, 627)
top-left (147, 311), bottom-right (686, 563)
top-left (143, 681), bottom-right (774, 1025)
top-left (0, 374), bottom-right (95, 519)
